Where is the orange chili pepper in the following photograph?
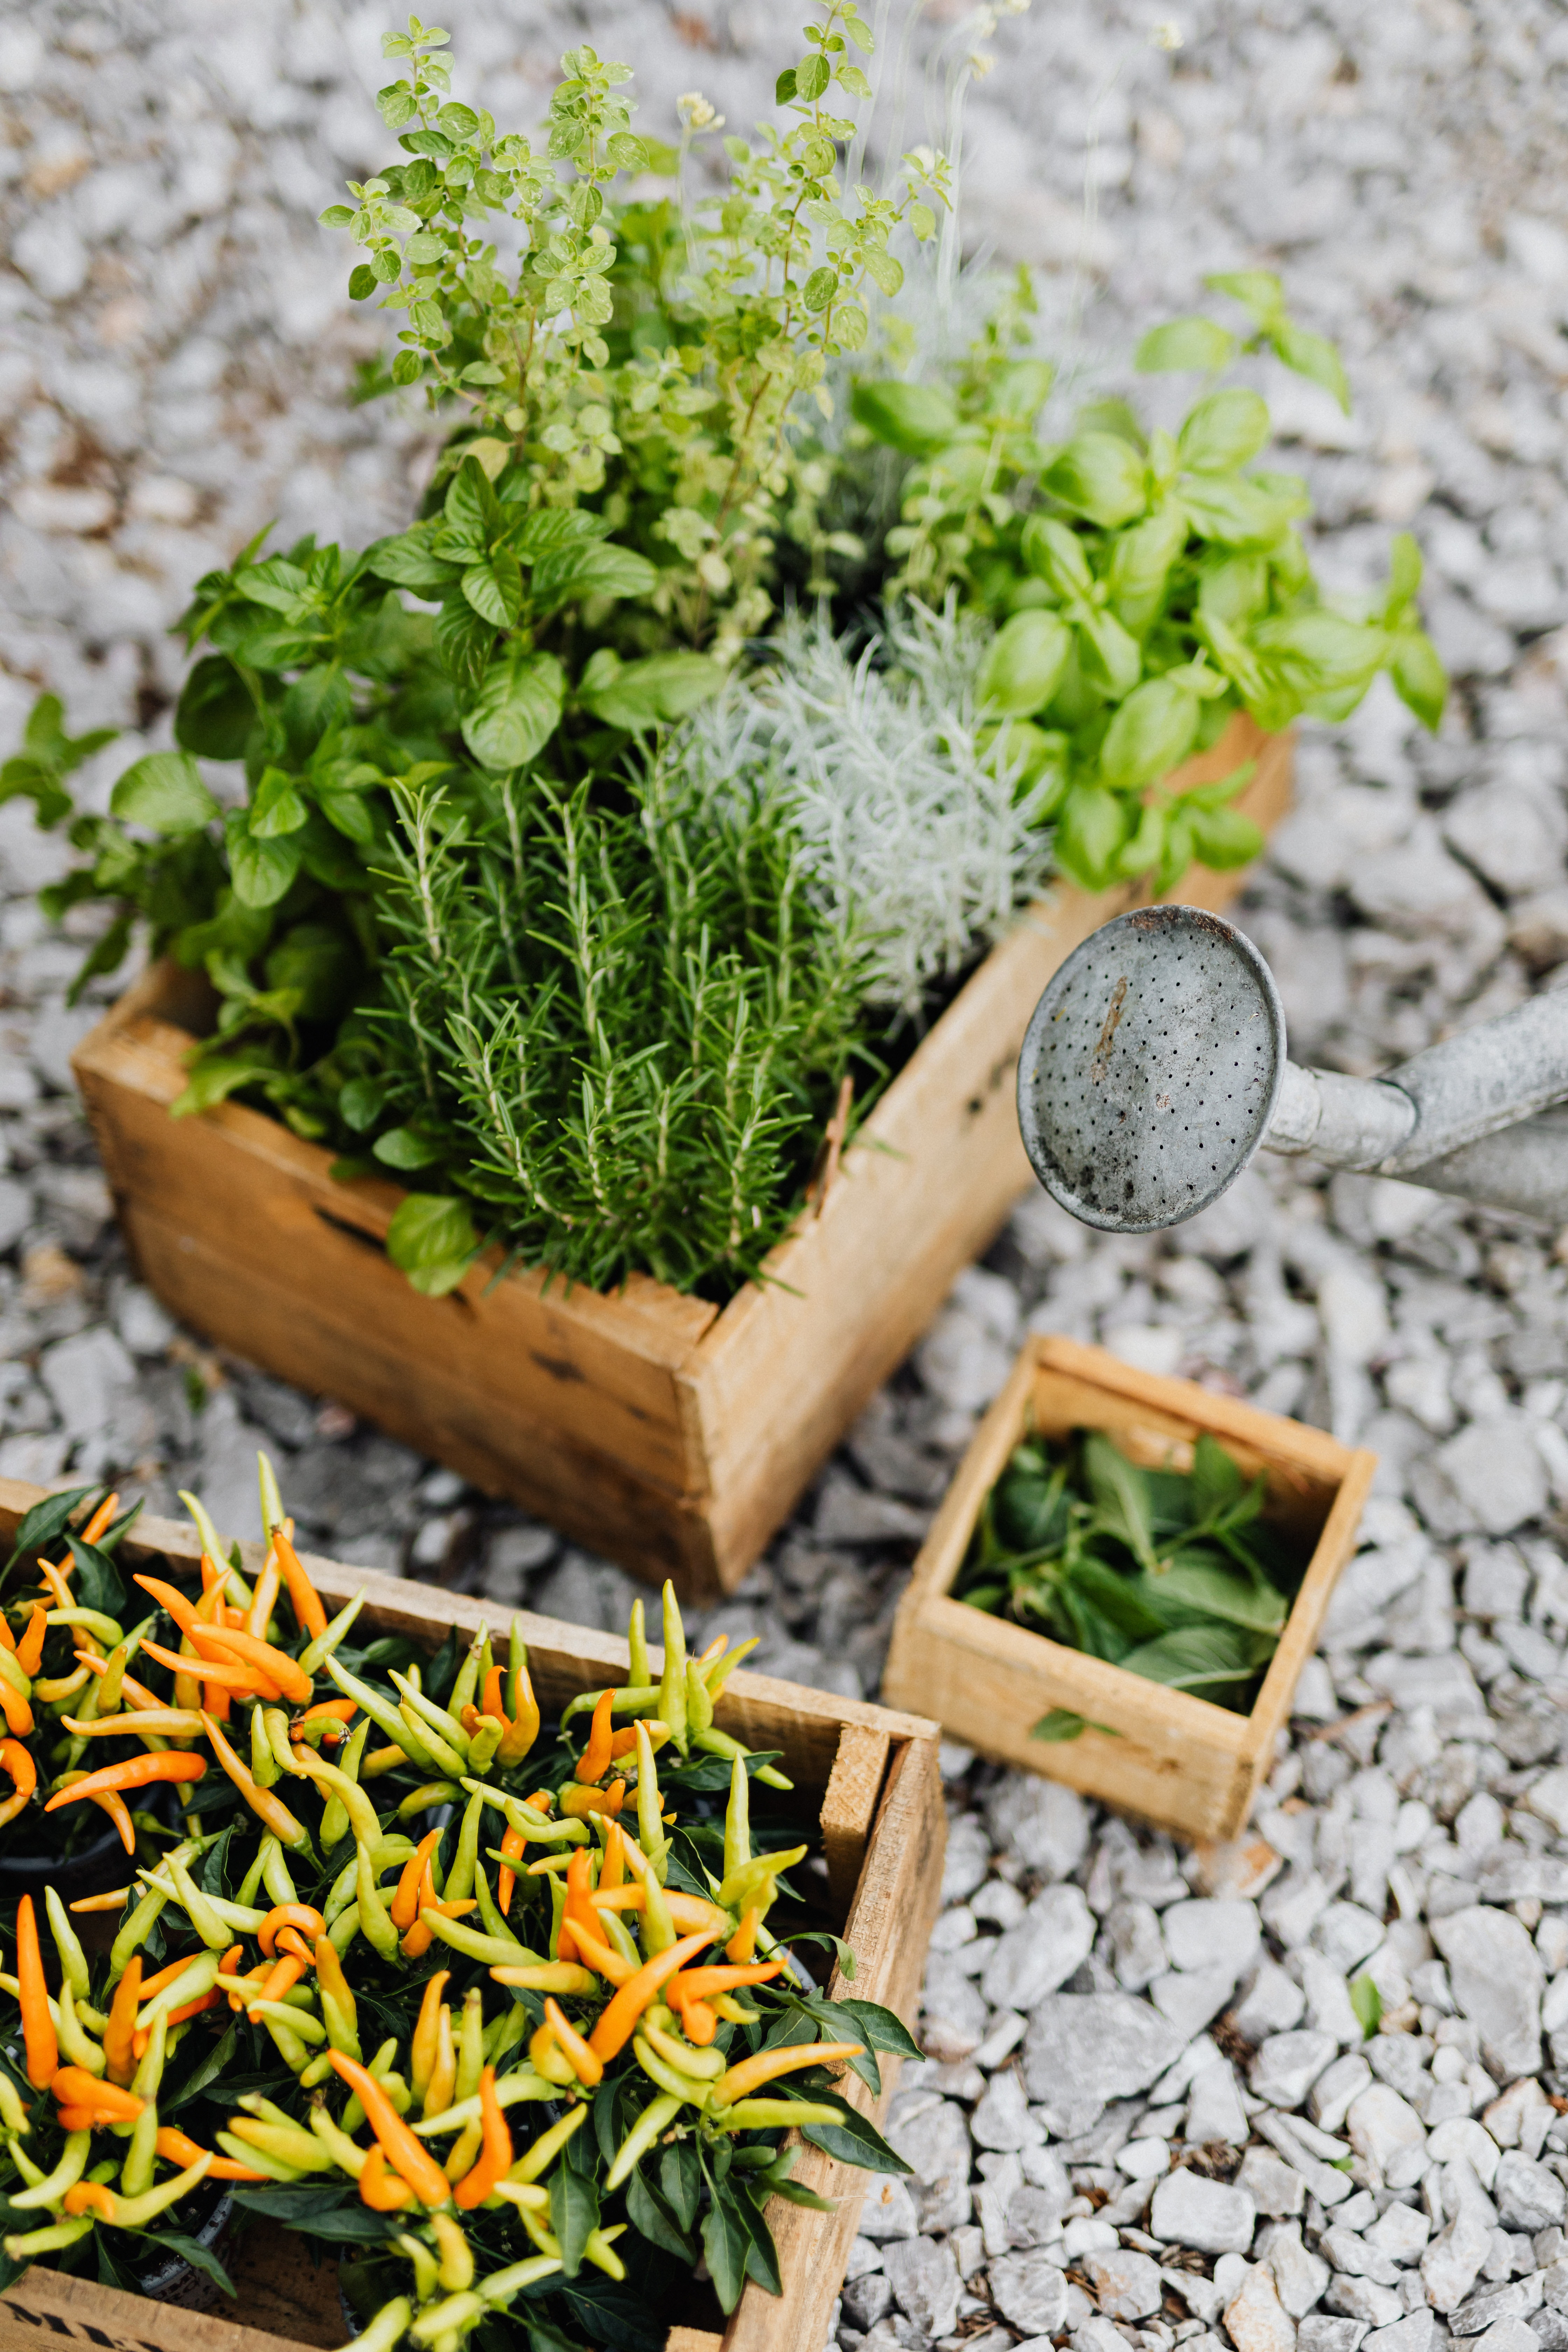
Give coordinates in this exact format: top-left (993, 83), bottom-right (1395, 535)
top-left (359, 2145), bottom-right (415, 2212)
top-left (73, 1652), bottom-right (166, 1712)
top-left (678, 2000), bottom-right (719, 2046)
top-left (539, 1997), bottom-right (603, 2087)
top-left (56, 2107), bottom-right (110, 2131)
top-left (0, 1735), bottom-right (36, 1832)
top-left (252, 1954), bottom-right (306, 2013)
top-left (600, 1821), bottom-right (625, 1892)
top-left (37, 1561), bottom-right (72, 1612)
top-left (199, 1626), bottom-right (312, 1706)
top-left (63, 2181), bottom-right (118, 2221)
top-left (164, 1990), bottom-right (222, 2030)
top-left (104, 1957), bottom-right (142, 2085)
top-left (0, 1677), bottom-right (32, 1739)
top-left (726, 1907), bottom-right (761, 1963)
top-left (328, 2052), bottom-right (452, 2207)
top-left (392, 1830), bottom-right (443, 1932)
top-left (490, 1823), bottom-right (524, 1917)
top-left (14, 1604), bottom-right (47, 1677)
top-left (273, 1531), bottom-right (328, 1640)
top-left (202, 1712), bottom-right (311, 1847)
top-left (0, 1612), bottom-right (11, 1650)
top-left (44, 1752), bottom-right (205, 1812)
top-left (16, 1895), bottom-right (57, 2088)
top-left (53, 2068), bottom-right (141, 2118)
top-left (97, 1781), bottom-right (163, 1853)
top-left (257, 1904), bottom-right (327, 1958)
top-left (575, 1690), bottom-right (616, 1784)
top-left (139, 1952), bottom-right (208, 2003)
top-left (480, 1665), bottom-right (506, 1722)
top-left (156, 2125), bottom-right (268, 2183)
top-left (666, 1961), bottom-right (784, 2007)
top-left (79, 1493), bottom-right (119, 1547)
top-left (295, 1698), bottom-right (356, 1730)
top-left (453, 2065), bottom-right (513, 2210)
top-left (138, 1636), bottom-right (267, 1694)
top-left (132, 1573), bottom-right (210, 1642)
top-left (587, 1929), bottom-right (715, 2062)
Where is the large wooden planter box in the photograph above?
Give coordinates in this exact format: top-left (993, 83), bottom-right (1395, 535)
top-left (883, 1334), bottom-right (1375, 1844)
top-left (71, 718), bottom-right (1292, 1599)
top-left (0, 1479), bottom-right (943, 2352)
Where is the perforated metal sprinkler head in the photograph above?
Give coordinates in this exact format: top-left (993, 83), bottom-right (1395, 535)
top-left (1017, 905), bottom-right (1568, 1234)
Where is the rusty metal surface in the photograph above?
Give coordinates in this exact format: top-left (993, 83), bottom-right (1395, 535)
top-left (1016, 905), bottom-right (1286, 1233)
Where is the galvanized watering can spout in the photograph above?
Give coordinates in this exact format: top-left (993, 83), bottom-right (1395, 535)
top-left (1016, 905), bottom-right (1568, 1234)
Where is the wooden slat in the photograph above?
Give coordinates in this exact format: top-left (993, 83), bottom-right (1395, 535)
top-left (0, 1484), bottom-right (944, 2352)
top-left (884, 1331), bottom-right (1373, 1843)
top-left (0, 2264), bottom-right (321, 2352)
top-left (682, 721), bottom-right (1296, 1582)
top-left (726, 1733), bottom-right (946, 2352)
top-left (69, 723), bottom-right (1291, 1599)
top-left (819, 1723), bottom-right (892, 1915)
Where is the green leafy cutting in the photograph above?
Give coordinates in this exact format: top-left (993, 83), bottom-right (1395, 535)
top-left (954, 1426), bottom-right (1306, 1725)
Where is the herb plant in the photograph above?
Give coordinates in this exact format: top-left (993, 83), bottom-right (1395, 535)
top-left (852, 271), bottom-right (1448, 894)
top-left (1, 1464), bottom-right (918, 2346)
top-left (953, 1425), bottom-right (1307, 1729)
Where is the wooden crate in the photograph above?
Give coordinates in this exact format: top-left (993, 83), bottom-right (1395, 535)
top-left (71, 719), bottom-right (1292, 1600)
top-left (0, 1480), bottom-right (944, 2352)
top-left (883, 1335), bottom-right (1376, 1844)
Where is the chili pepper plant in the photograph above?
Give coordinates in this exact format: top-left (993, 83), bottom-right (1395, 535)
top-left (0, 1465), bottom-right (916, 2348)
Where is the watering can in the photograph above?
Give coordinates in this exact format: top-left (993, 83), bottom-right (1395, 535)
top-left (1016, 904), bottom-right (1568, 1234)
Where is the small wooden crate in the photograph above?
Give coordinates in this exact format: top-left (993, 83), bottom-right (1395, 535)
top-left (0, 1480), bottom-right (944, 2352)
top-left (883, 1335), bottom-right (1376, 1844)
top-left (70, 719), bottom-right (1292, 1600)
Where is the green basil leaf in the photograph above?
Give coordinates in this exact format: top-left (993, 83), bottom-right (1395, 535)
top-left (372, 1125), bottom-right (446, 1170)
top-left (1147, 1558), bottom-right (1286, 1634)
top-left (513, 508), bottom-right (610, 556)
top-left (1178, 473), bottom-right (1300, 550)
top-left (1203, 268), bottom-right (1286, 327)
top-left (1099, 676), bottom-right (1199, 791)
top-left (849, 379), bottom-right (960, 456)
top-left (531, 542), bottom-right (659, 612)
top-left (1083, 1431), bottom-right (1158, 1570)
top-left (1076, 609), bottom-right (1142, 702)
top-left (461, 647), bottom-right (565, 770)
top-left (111, 751), bottom-right (220, 837)
top-left (1115, 1622), bottom-right (1273, 1696)
top-left (169, 1054), bottom-right (282, 1116)
top-left (444, 452), bottom-right (502, 546)
top-left (1020, 514), bottom-right (1093, 597)
top-left (434, 592), bottom-right (497, 690)
top-left (1177, 388), bottom-right (1271, 472)
top-left (462, 551), bottom-right (524, 628)
top-left (976, 611), bottom-right (1071, 717)
top-left (234, 556), bottom-right (312, 614)
top-left (1044, 430), bottom-right (1148, 528)
top-left (1270, 320), bottom-right (1350, 415)
top-left (1135, 316), bottom-right (1239, 374)
top-left (1054, 783), bottom-right (1130, 890)
top-left (1388, 627), bottom-right (1447, 733)
top-left (1032, 1708), bottom-right (1088, 1742)
top-left (385, 1194), bottom-right (479, 1296)
top-left (1187, 803), bottom-right (1265, 871)
top-left (1106, 507), bottom-right (1188, 634)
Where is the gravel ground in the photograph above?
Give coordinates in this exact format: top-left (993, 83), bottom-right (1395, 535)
top-left (6, 5), bottom-right (1568, 2351)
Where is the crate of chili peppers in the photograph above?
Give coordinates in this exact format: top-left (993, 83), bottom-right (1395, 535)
top-left (0, 1471), bottom-right (943, 2352)
top-left (883, 1334), bottom-right (1376, 1845)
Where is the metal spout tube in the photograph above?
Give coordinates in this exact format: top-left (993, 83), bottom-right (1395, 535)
top-left (1399, 1111), bottom-right (1568, 1224)
top-left (1265, 1064), bottom-right (1416, 1169)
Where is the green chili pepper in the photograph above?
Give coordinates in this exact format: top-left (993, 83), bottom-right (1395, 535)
top-left (356, 1841), bottom-right (401, 1963)
top-left (420, 1912), bottom-right (534, 1969)
top-left (44, 1886), bottom-right (90, 2003)
top-left (234, 2115), bottom-right (337, 2170)
top-left (389, 1672), bottom-right (470, 1763)
top-left (46, 1606), bottom-right (123, 1645)
top-left (712, 2096), bottom-right (847, 2132)
top-left (694, 1724), bottom-right (792, 1790)
top-left (109, 1883), bottom-right (169, 1984)
top-left (634, 1722), bottom-right (667, 1881)
top-left (508, 2102), bottom-right (588, 2183)
top-left (559, 1684), bottom-right (658, 1729)
top-left (449, 1624), bottom-right (485, 1719)
top-left (684, 1657), bottom-right (715, 1738)
top-left (324, 1657), bottom-right (439, 1771)
top-left (462, 1780), bottom-right (589, 1847)
top-left (444, 1790), bottom-right (483, 1905)
top-left (626, 1596), bottom-right (651, 1687)
top-left (655, 1580), bottom-right (687, 1752)
top-left (479, 2255), bottom-right (564, 2306)
top-left (722, 1753), bottom-right (750, 1883)
top-left (8, 2129), bottom-right (90, 2211)
top-left (262, 1836), bottom-right (300, 1907)
top-left (353, 2298), bottom-right (413, 2352)
top-left (603, 2091), bottom-right (682, 2191)
top-left (700, 1635), bottom-right (760, 1694)
top-left (216, 2129), bottom-right (302, 2182)
top-left (632, 2035), bottom-right (710, 2107)
top-left (297, 1589), bottom-right (365, 1679)
top-left (455, 1986), bottom-right (484, 2107)
top-left (249, 1700), bottom-right (280, 1790)
top-left (472, 1860), bottom-right (524, 1949)
top-left (167, 1853), bottom-right (232, 1951)
top-left (3, 2217), bottom-right (94, 2259)
top-left (397, 1780), bottom-right (463, 1818)
top-left (0, 2074), bottom-right (29, 2141)
top-left (264, 1706), bottom-right (298, 1779)
top-left (296, 1750), bottom-right (380, 1850)
top-left (55, 1981), bottom-right (105, 2076)
top-left (120, 2094), bottom-right (160, 2199)
top-left (467, 1720), bottom-right (502, 1773)
top-left (481, 1999), bottom-right (530, 2069)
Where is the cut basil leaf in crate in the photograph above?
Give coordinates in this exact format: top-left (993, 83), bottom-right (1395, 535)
top-left (954, 1427), bottom-right (1307, 1725)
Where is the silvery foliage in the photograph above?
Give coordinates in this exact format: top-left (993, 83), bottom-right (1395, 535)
top-left (679, 600), bottom-right (1057, 1015)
